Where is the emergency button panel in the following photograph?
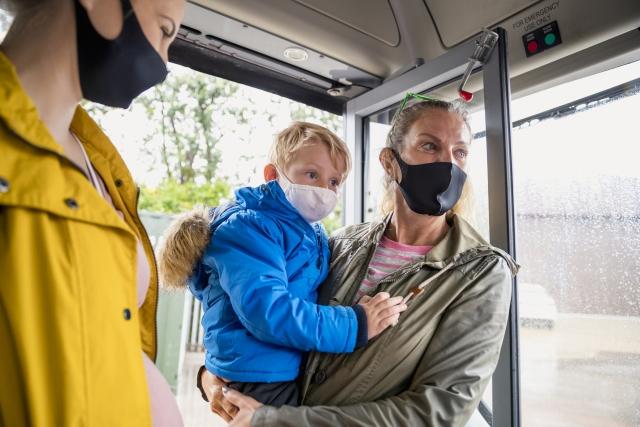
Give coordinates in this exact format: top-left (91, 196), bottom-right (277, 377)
top-left (523, 20), bottom-right (562, 57)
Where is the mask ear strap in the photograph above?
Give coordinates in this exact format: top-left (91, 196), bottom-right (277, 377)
top-left (390, 149), bottom-right (408, 181)
top-left (275, 167), bottom-right (292, 185)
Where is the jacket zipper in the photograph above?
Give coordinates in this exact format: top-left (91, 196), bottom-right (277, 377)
top-left (376, 263), bottom-right (426, 290)
top-left (340, 240), bottom-right (381, 306)
top-left (374, 250), bottom-right (501, 299)
top-left (315, 227), bottom-right (324, 281)
top-left (303, 239), bottom-right (377, 399)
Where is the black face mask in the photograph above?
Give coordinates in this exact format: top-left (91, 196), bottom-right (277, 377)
top-left (391, 149), bottom-right (467, 216)
top-left (74, 0), bottom-right (168, 108)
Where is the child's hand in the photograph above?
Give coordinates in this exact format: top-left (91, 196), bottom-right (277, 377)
top-left (358, 292), bottom-right (407, 340)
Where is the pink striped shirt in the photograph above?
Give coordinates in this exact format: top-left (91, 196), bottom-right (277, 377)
top-left (356, 236), bottom-right (432, 301)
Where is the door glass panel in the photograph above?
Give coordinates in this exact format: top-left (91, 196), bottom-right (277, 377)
top-left (0, 8), bottom-right (12, 41)
top-left (514, 60), bottom-right (640, 427)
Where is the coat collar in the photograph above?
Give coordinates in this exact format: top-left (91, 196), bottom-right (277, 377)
top-left (235, 180), bottom-right (321, 235)
top-left (362, 212), bottom-right (518, 274)
top-left (0, 51), bottom-right (139, 218)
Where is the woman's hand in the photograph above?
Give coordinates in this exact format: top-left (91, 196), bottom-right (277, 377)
top-left (358, 292), bottom-right (407, 339)
top-left (200, 370), bottom-right (239, 422)
top-left (223, 388), bottom-right (264, 427)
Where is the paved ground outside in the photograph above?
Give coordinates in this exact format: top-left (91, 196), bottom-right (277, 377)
top-left (177, 352), bottom-right (226, 427)
top-left (519, 315), bottom-right (640, 427)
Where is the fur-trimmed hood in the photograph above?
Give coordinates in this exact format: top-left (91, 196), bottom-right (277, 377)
top-left (157, 207), bottom-right (212, 289)
top-left (157, 181), bottom-right (315, 290)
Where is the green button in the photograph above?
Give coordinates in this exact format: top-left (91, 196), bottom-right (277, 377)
top-left (544, 33), bottom-right (556, 46)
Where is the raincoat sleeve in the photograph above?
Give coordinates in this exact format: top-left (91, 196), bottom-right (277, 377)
top-left (251, 256), bottom-right (513, 427)
top-left (208, 211), bottom-right (359, 354)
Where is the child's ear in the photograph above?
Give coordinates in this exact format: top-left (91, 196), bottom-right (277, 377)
top-left (264, 164), bottom-right (278, 182)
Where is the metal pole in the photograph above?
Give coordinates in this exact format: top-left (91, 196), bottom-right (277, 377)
top-left (483, 27), bottom-right (520, 427)
top-left (343, 106), bottom-right (364, 225)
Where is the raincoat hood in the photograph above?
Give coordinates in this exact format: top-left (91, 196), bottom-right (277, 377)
top-left (158, 180), bottom-right (313, 289)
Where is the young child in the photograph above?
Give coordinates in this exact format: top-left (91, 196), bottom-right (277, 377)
top-left (159, 122), bottom-right (406, 407)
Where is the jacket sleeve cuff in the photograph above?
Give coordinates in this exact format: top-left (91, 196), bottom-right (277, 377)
top-left (196, 365), bottom-right (209, 402)
top-left (251, 405), bottom-right (278, 426)
top-left (352, 304), bottom-right (368, 349)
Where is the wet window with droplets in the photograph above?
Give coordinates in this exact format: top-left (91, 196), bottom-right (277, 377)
top-left (364, 60), bottom-right (640, 426)
top-left (513, 60), bottom-right (640, 427)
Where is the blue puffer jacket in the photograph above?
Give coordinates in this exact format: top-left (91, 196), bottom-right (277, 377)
top-left (189, 181), bottom-right (361, 383)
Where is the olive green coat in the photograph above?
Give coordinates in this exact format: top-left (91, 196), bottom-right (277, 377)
top-left (253, 214), bottom-right (518, 426)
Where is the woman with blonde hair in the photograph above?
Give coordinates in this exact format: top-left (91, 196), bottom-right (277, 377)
top-left (202, 96), bottom-right (519, 427)
top-left (0, 0), bottom-right (185, 425)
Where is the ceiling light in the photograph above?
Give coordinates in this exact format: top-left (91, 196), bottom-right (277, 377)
top-left (283, 47), bottom-right (308, 62)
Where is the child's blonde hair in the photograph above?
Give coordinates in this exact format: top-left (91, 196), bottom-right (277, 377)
top-left (269, 121), bottom-right (351, 178)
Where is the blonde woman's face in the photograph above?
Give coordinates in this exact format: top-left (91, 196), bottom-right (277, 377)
top-left (132, 0), bottom-right (185, 63)
top-left (400, 109), bottom-right (471, 170)
top-left (82, 0), bottom-right (185, 63)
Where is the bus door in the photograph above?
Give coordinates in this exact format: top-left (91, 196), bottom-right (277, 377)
top-left (342, 27), bottom-right (519, 427)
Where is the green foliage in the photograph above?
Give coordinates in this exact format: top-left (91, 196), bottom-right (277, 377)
top-left (139, 179), bottom-right (231, 214)
top-left (82, 100), bottom-right (111, 118)
top-left (136, 73), bottom-right (243, 184)
top-left (321, 202), bottom-right (344, 235)
top-left (291, 104), bottom-right (343, 136)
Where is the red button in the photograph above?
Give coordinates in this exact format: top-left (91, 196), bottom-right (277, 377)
top-left (527, 40), bottom-right (538, 54)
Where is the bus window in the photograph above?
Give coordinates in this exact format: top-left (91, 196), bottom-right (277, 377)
top-left (83, 63), bottom-right (344, 234)
top-left (3, 1), bottom-right (639, 426)
top-left (512, 60), bottom-right (640, 427)
top-left (79, 64), bottom-right (344, 427)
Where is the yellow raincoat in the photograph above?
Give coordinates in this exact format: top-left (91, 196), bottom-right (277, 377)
top-left (0, 52), bottom-right (156, 426)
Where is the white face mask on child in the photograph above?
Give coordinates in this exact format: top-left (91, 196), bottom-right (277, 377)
top-left (277, 172), bottom-right (338, 223)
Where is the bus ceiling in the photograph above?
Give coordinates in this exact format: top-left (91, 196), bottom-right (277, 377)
top-left (169, 0), bottom-right (640, 114)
